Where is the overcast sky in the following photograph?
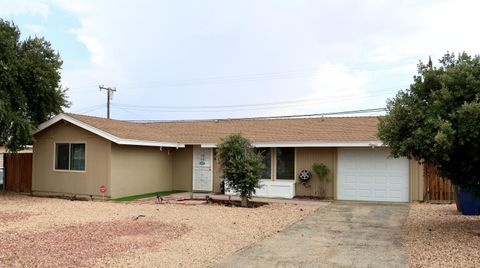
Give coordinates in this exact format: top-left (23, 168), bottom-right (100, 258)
top-left (1, 0), bottom-right (480, 120)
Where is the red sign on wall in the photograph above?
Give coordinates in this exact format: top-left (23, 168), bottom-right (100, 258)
top-left (99, 185), bottom-right (107, 193)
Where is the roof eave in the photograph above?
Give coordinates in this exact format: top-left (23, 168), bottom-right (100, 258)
top-left (34, 114), bottom-right (185, 148)
top-left (199, 141), bottom-right (384, 148)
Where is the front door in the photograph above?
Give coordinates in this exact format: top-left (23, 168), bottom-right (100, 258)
top-left (192, 146), bottom-right (213, 192)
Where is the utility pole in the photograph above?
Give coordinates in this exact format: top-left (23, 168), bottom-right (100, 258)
top-left (99, 85), bottom-right (116, 119)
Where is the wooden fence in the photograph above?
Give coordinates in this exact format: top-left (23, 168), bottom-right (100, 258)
top-left (424, 162), bottom-right (455, 202)
top-left (5, 153), bottom-right (32, 193)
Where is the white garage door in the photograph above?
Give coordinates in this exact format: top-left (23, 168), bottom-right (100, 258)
top-left (337, 148), bottom-right (409, 202)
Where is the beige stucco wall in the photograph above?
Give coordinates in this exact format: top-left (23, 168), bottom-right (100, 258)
top-left (172, 145), bottom-right (193, 191)
top-left (110, 144), bottom-right (173, 199)
top-left (409, 160), bottom-right (424, 202)
top-left (295, 147), bottom-right (336, 199)
top-left (32, 121), bottom-right (111, 198)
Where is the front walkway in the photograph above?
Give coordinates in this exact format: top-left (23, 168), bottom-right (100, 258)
top-left (217, 202), bottom-right (409, 268)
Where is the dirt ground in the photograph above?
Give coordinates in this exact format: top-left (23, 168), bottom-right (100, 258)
top-left (402, 203), bottom-right (480, 268)
top-left (0, 193), bottom-right (319, 267)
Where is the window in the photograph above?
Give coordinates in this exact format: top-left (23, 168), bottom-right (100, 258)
top-left (254, 148), bottom-right (271, 179)
top-left (276, 147), bottom-right (295, 180)
top-left (55, 143), bottom-right (86, 171)
top-left (55, 143), bottom-right (69, 170)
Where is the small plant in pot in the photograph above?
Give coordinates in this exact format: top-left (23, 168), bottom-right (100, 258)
top-left (312, 163), bottom-right (330, 198)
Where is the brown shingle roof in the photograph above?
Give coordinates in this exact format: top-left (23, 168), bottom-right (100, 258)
top-left (65, 113), bottom-right (380, 144)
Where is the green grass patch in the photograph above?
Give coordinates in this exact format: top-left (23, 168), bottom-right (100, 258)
top-left (112, 190), bottom-right (185, 202)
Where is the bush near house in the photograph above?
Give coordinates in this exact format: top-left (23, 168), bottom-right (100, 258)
top-left (217, 133), bottom-right (264, 207)
top-left (378, 52), bottom-right (480, 196)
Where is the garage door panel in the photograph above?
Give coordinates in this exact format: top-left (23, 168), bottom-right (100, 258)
top-left (374, 190), bottom-right (387, 198)
top-left (343, 189), bottom-right (357, 198)
top-left (389, 176), bottom-right (404, 185)
top-left (373, 162), bottom-right (387, 170)
top-left (358, 176), bottom-right (371, 184)
top-left (338, 148), bottom-right (409, 202)
top-left (344, 175), bottom-right (357, 184)
top-left (359, 189), bottom-right (372, 198)
top-left (374, 176), bottom-right (387, 184)
top-left (390, 191), bottom-right (405, 200)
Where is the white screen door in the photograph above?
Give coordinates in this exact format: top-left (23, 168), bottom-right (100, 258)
top-left (192, 146), bottom-right (213, 192)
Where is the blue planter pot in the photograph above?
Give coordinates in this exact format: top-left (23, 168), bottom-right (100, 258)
top-left (458, 188), bottom-right (480, 216)
top-left (454, 186), bottom-right (462, 212)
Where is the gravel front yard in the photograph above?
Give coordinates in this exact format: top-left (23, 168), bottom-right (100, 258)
top-left (0, 193), bottom-right (319, 267)
top-left (403, 203), bottom-right (480, 268)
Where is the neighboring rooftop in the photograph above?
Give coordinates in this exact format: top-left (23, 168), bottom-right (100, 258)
top-left (38, 113), bottom-right (381, 146)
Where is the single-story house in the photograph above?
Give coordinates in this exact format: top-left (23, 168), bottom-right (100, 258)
top-left (32, 113), bottom-right (424, 202)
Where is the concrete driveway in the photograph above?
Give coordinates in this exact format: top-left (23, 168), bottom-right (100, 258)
top-left (217, 202), bottom-right (409, 268)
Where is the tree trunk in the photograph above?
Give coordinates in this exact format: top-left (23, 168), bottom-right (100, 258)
top-left (241, 196), bottom-right (248, 207)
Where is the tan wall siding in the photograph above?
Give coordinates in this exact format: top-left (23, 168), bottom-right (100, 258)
top-left (212, 148), bottom-right (223, 193)
top-left (32, 122), bottom-right (110, 198)
top-left (295, 147), bottom-right (336, 198)
top-left (110, 144), bottom-right (172, 199)
top-left (409, 160), bottom-right (424, 202)
top-left (172, 146), bottom-right (193, 191)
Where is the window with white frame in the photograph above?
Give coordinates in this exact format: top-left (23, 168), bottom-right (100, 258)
top-left (55, 143), bottom-right (86, 171)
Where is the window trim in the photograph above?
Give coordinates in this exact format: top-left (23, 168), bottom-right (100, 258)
top-left (253, 147), bottom-right (296, 181)
top-left (53, 141), bottom-right (87, 173)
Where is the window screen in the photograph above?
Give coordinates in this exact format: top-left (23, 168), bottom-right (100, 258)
top-left (55, 143), bottom-right (70, 170)
top-left (70, 144), bottom-right (86, 171)
top-left (255, 148), bottom-right (271, 179)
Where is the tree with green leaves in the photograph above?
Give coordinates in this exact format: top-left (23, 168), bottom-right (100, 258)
top-left (0, 19), bottom-right (69, 152)
top-left (217, 133), bottom-right (264, 207)
top-left (378, 52), bottom-right (480, 195)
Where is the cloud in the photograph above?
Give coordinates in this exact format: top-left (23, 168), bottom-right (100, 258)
top-left (387, 64), bottom-right (418, 74)
top-left (25, 23), bottom-right (46, 33)
top-left (9, 0), bottom-right (479, 120)
top-left (0, 0), bottom-right (49, 17)
top-left (308, 64), bottom-right (370, 109)
top-left (68, 27), bottom-right (106, 66)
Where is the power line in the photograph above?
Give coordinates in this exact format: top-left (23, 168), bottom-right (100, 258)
top-left (129, 107), bottom-right (387, 122)
top-left (81, 105), bottom-right (106, 114)
top-left (112, 105), bottom-right (143, 119)
top-left (111, 89), bottom-right (398, 113)
top-left (115, 88), bottom-right (388, 109)
top-left (71, 103), bottom-right (105, 113)
top-left (67, 57), bottom-right (420, 90)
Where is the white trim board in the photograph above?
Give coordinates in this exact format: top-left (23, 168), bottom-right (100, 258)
top-left (201, 141), bottom-right (384, 148)
top-left (35, 114), bottom-right (184, 148)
